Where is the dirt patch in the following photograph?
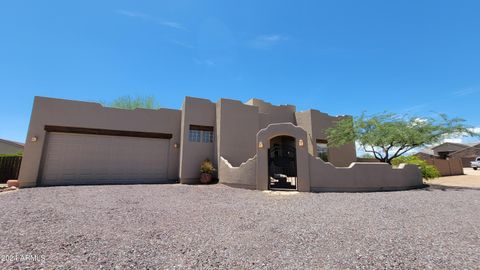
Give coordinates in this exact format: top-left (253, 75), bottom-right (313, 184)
top-left (428, 168), bottom-right (480, 188)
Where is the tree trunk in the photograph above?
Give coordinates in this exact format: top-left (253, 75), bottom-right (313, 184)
top-left (375, 157), bottom-right (391, 164)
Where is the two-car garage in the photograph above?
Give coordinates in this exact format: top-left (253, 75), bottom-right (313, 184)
top-left (39, 126), bottom-right (172, 186)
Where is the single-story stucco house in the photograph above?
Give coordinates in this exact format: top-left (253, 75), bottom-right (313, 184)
top-left (17, 96), bottom-right (422, 192)
top-left (0, 138), bottom-right (24, 155)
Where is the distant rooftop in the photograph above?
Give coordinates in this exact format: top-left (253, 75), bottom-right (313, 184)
top-left (0, 138), bottom-right (24, 147)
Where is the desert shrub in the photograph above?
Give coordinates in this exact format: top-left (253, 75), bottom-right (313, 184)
top-left (0, 151), bottom-right (22, 157)
top-left (392, 155), bottom-right (441, 180)
top-left (200, 159), bottom-right (216, 174)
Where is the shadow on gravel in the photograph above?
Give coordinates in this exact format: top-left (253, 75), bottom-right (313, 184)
top-left (420, 184), bottom-right (480, 192)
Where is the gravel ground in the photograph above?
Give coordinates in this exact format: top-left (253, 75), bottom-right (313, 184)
top-left (1, 184), bottom-right (479, 269)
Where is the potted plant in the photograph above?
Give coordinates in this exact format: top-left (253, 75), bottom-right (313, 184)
top-left (200, 159), bottom-right (216, 184)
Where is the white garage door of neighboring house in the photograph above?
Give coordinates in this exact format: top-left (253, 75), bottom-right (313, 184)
top-left (40, 132), bottom-right (170, 186)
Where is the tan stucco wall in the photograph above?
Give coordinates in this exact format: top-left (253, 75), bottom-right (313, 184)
top-left (219, 156), bottom-right (256, 189)
top-left (0, 141), bottom-right (23, 154)
top-left (296, 110), bottom-right (356, 167)
top-left (218, 122), bottom-right (423, 192)
top-left (18, 96), bottom-right (182, 187)
top-left (216, 99), bottom-right (259, 167)
top-left (179, 97), bottom-right (216, 184)
top-left (246, 99), bottom-right (296, 128)
top-left (309, 158), bottom-right (423, 192)
top-left (20, 95), bottom-right (392, 191)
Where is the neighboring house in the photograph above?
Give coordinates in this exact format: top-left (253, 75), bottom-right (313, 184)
top-left (416, 148), bottom-right (437, 160)
top-left (417, 142), bottom-right (480, 167)
top-left (0, 138), bottom-right (24, 155)
top-left (431, 142), bottom-right (472, 159)
top-left (449, 143), bottom-right (480, 167)
top-left (17, 96), bottom-right (422, 192)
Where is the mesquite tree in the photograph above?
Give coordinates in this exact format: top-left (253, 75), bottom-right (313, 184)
top-left (326, 113), bottom-right (477, 164)
top-left (104, 95), bottom-right (160, 110)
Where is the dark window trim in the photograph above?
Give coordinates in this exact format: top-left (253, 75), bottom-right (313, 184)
top-left (44, 125), bottom-right (172, 139)
top-left (189, 125), bottom-right (214, 131)
top-left (316, 139), bottom-right (328, 144)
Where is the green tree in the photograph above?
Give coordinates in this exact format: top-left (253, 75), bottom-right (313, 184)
top-left (104, 95), bottom-right (160, 110)
top-left (327, 113), bottom-right (477, 164)
top-left (391, 155), bottom-right (441, 180)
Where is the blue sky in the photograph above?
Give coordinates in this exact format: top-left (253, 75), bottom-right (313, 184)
top-left (1, 0), bottom-right (479, 143)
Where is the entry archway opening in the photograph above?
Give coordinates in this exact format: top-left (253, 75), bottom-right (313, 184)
top-left (268, 136), bottom-right (297, 190)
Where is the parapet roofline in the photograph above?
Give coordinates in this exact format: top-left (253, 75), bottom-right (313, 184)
top-left (34, 96), bottom-right (181, 113)
top-left (34, 95), bottom-right (348, 118)
top-left (245, 98), bottom-right (296, 109)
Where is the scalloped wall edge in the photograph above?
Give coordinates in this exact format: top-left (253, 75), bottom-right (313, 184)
top-left (220, 155), bottom-right (257, 169)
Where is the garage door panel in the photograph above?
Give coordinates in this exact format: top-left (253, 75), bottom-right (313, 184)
top-left (41, 132), bottom-right (169, 185)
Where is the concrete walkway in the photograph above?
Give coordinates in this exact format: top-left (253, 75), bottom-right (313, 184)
top-left (428, 168), bottom-right (480, 188)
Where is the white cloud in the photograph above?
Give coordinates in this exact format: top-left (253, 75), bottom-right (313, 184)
top-left (115, 10), bottom-right (147, 18)
top-left (115, 10), bottom-right (186, 31)
top-left (402, 103), bottom-right (429, 112)
top-left (168, 39), bottom-right (194, 49)
top-left (441, 127), bottom-right (480, 144)
top-left (453, 87), bottom-right (479, 97)
top-left (443, 138), bottom-right (463, 144)
top-left (249, 34), bottom-right (288, 49)
top-left (410, 117), bottom-right (428, 127)
top-left (193, 58), bottom-right (216, 66)
top-left (469, 127), bottom-right (480, 134)
top-left (159, 21), bottom-right (185, 30)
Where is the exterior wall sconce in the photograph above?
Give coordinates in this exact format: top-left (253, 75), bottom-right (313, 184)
top-left (31, 136), bottom-right (38, 142)
top-left (173, 143), bottom-right (179, 149)
top-left (298, 139), bottom-right (304, 147)
top-left (258, 141), bottom-right (263, 149)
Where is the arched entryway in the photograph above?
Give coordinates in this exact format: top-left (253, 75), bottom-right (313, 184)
top-left (256, 123), bottom-right (310, 192)
top-left (268, 136), bottom-right (297, 190)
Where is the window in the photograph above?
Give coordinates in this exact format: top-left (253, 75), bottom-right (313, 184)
top-left (188, 130), bottom-right (201, 142)
top-left (316, 139), bottom-right (328, 161)
top-left (188, 125), bottom-right (214, 143)
top-left (203, 130), bottom-right (214, 143)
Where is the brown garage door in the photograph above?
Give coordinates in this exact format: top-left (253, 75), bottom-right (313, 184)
top-left (40, 132), bottom-right (169, 185)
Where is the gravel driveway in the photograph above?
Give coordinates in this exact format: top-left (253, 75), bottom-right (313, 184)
top-left (1, 184), bottom-right (479, 269)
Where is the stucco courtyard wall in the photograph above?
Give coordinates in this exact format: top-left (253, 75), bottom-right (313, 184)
top-left (219, 156), bottom-right (257, 189)
top-left (226, 122), bottom-right (423, 193)
top-left (309, 158), bottom-right (423, 192)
